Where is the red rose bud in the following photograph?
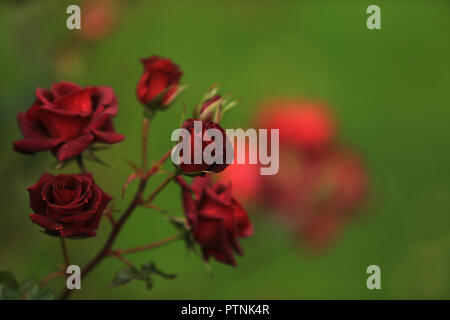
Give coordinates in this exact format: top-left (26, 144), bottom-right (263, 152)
top-left (136, 55), bottom-right (183, 109)
top-left (174, 119), bottom-right (233, 175)
top-left (28, 173), bottom-right (112, 238)
top-left (195, 86), bottom-right (239, 123)
top-left (176, 176), bottom-right (253, 266)
top-left (257, 99), bottom-right (336, 155)
top-left (198, 94), bottom-right (222, 122)
top-left (13, 82), bottom-right (125, 162)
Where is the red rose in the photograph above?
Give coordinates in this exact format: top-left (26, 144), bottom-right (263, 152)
top-left (176, 119), bottom-right (233, 175)
top-left (136, 55), bottom-right (182, 108)
top-left (257, 99), bottom-right (336, 154)
top-left (217, 141), bottom-right (261, 205)
top-left (28, 173), bottom-right (111, 238)
top-left (176, 176), bottom-right (253, 266)
top-left (80, 0), bottom-right (119, 42)
top-left (13, 82), bottom-right (124, 162)
top-left (260, 147), bottom-right (367, 251)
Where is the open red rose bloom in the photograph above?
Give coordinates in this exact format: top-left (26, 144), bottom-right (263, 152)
top-left (13, 82), bottom-right (124, 162)
top-left (176, 176), bottom-right (253, 266)
top-left (28, 173), bottom-right (111, 238)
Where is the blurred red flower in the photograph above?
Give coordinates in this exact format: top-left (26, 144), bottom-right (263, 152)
top-left (80, 0), bottom-right (119, 42)
top-left (257, 99), bottom-right (336, 155)
top-left (219, 98), bottom-right (368, 251)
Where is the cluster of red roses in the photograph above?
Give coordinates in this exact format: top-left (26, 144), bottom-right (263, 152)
top-left (13, 55), bottom-right (252, 267)
top-left (220, 99), bottom-right (368, 251)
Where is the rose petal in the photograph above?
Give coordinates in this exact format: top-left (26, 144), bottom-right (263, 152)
top-left (29, 213), bottom-right (63, 233)
top-left (13, 137), bottom-right (64, 154)
top-left (51, 82), bottom-right (83, 97)
top-left (27, 173), bottom-right (54, 215)
top-left (53, 134), bottom-right (94, 161)
top-left (92, 128), bottom-right (125, 144)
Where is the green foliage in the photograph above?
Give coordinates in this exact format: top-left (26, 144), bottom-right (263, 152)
top-left (110, 262), bottom-right (176, 290)
top-left (0, 272), bottom-right (54, 300)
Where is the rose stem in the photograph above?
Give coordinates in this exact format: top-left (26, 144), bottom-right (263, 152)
top-left (60, 237), bottom-right (70, 267)
top-left (111, 234), bottom-right (181, 255)
top-left (76, 155), bottom-right (87, 173)
top-left (108, 252), bottom-right (134, 268)
top-left (141, 117), bottom-right (150, 172)
top-left (39, 270), bottom-right (64, 288)
top-left (58, 121), bottom-right (173, 300)
top-left (143, 172), bottom-right (176, 204)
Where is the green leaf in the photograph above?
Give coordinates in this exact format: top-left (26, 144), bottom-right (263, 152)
top-left (141, 262), bottom-right (177, 280)
top-left (0, 271), bottom-right (19, 290)
top-left (124, 159), bottom-right (141, 173)
top-left (109, 266), bottom-right (141, 288)
top-left (84, 149), bottom-right (116, 170)
top-left (27, 288), bottom-right (54, 300)
top-left (109, 262), bottom-right (176, 291)
top-left (0, 273), bottom-right (54, 300)
top-left (0, 284), bottom-right (22, 300)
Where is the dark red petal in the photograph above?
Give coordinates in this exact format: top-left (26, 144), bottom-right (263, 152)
top-left (39, 109), bottom-right (90, 139)
top-left (177, 179), bottom-right (198, 228)
top-left (92, 129), bottom-right (125, 144)
top-left (85, 189), bottom-right (112, 229)
top-left (232, 199), bottom-right (253, 238)
top-left (51, 82), bottom-right (83, 97)
top-left (54, 88), bottom-right (94, 114)
top-left (35, 88), bottom-right (55, 106)
top-left (95, 86), bottom-right (118, 116)
top-left (190, 176), bottom-right (211, 201)
top-left (136, 72), bottom-right (150, 104)
top-left (13, 137), bottom-right (64, 154)
top-left (29, 213), bottom-right (63, 232)
top-left (59, 224), bottom-right (96, 237)
top-left (27, 173), bottom-right (54, 215)
top-left (54, 134), bottom-right (94, 161)
top-left (195, 214), bottom-right (236, 266)
top-left (17, 112), bottom-right (47, 138)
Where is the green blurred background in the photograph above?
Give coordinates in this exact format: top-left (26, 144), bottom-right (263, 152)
top-left (1, 0), bottom-right (449, 299)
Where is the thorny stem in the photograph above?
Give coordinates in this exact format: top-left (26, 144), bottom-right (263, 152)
top-left (144, 172), bottom-right (176, 204)
top-left (108, 252), bottom-right (134, 268)
top-left (112, 234), bottom-right (181, 255)
top-left (141, 118), bottom-right (150, 172)
top-left (39, 270), bottom-right (64, 289)
top-left (58, 120), bottom-right (174, 300)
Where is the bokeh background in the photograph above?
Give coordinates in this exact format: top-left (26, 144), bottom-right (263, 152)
top-left (1, 0), bottom-right (449, 299)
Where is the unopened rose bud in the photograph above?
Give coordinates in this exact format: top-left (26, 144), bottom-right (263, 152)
top-left (198, 95), bottom-right (222, 122)
top-left (173, 119), bottom-right (233, 176)
top-left (136, 55), bottom-right (184, 109)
